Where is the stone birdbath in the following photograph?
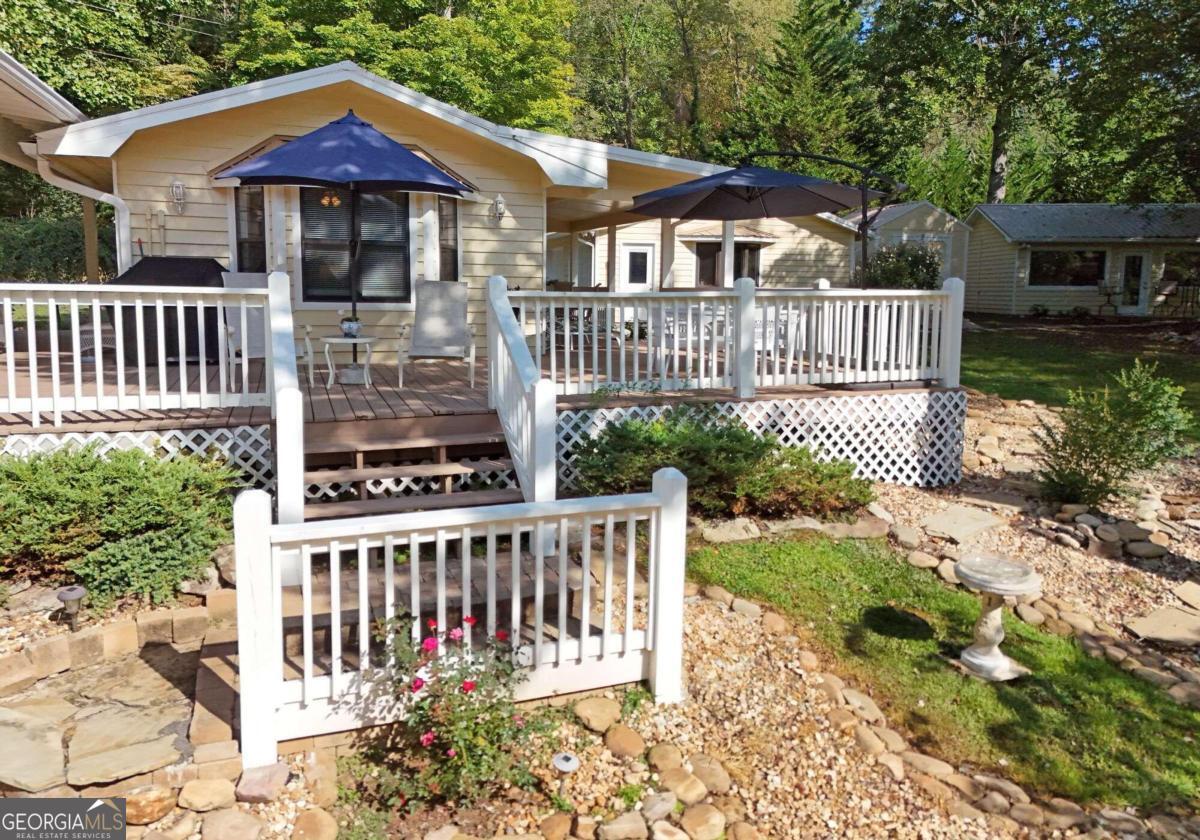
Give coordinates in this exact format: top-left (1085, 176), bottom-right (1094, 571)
top-left (954, 552), bottom-right (1042, 681)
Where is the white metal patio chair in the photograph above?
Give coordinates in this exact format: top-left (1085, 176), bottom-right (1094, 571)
top-left (222, 272), bottom-right (315, 388)
top-left (398, 280), bottom-right (476, 389)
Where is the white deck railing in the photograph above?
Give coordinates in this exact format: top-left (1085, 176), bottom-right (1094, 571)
top-left (0, 280), bottom-right (275, 426)
top-left (486, 275), bottom-right (556, 503)
top-left (234, 467), bottom-right (688, 769)
top-left (509, 277), bottom-right (964, 398)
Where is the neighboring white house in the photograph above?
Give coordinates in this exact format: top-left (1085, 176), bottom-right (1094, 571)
top-left (844, 200), bottom-right (970, 281)
top-left (575, 215), bottom-right (859, 291)
top-left (964, 203), bottom-right (1200, 316)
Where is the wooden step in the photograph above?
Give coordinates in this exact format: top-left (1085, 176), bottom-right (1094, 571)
top-left (304, 458), bottom-right (513, 485)
top-left (303, 488), bottom-right (524, 521)
top-left (304, 430), bottom-right (507, 457)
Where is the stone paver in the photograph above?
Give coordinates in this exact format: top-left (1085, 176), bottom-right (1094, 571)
top-left (0, 706), bottom-right (65, 791)
top-left (921, 505), bottom-right (1005, 544)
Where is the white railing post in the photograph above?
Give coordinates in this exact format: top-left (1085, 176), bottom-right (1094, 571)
top-left (530, 378), bottom-right (557, 502)
top-left (266, 271), bottom-right (304, 524)
top-left (650, 467), bottom-right (687, 704)
top-left (486, 275), bottom-right (504, 409)
top-left (234, 489), bottom-right (280, 770)
top-left (940, 277), bottom-right (965, 388)
top-left (734, 277), bottom-right (756, 399)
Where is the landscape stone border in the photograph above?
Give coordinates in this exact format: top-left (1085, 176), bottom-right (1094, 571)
top-left (694, 513), bottom-right (1200, 837)
top-left (0, 591), bottom-right (236, 698)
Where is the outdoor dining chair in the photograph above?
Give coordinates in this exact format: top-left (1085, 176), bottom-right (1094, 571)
top-left (398, 280), bottom-right (476, 389)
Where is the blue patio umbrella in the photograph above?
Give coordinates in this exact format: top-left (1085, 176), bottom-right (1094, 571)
top-left (630, 165), bottom-right (881, 220)
top-left (218, 110), bottom-right (469, 326)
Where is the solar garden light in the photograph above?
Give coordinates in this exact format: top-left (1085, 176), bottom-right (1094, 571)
top-left (552, 751), bottom-right (580, 798)
top-left (56, 585), bottom-right (87, 632)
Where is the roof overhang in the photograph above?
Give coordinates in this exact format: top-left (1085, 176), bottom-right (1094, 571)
top-left (0, 51), bottom-right (85, 171)
top-left (35, 61), bottom-right (723, 190)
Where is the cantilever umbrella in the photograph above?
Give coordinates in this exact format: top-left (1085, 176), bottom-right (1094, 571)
top-left (218, 110), bottom-right (470, 322)
top-left (630, 165), bottom-right (881, 220)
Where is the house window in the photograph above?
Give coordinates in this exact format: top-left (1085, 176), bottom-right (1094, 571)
top-left (734, 243), bottom-right (761, 281)
top-left (234, 186), bottom-right (267, 272)
top-left (438, 196), bottom-right (459, 282)
top-left (1028, 249), bottom-right (1107, 287)
top-left (627, 249), bottom-right (649, 284)
top-left (300, 188), bottom-right (411, 303)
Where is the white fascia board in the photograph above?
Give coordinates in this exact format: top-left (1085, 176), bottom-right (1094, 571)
top-left (964, 206), bottom-right (1015, 242)
top-left (0, 51), bottom-right (86, 125)
top-left (817, 211), bottom-right (859, 232)
top-left (40, 59), bottom-right (722, 188)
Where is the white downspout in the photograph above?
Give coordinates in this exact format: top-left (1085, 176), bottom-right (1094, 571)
top-left (35, 157), bottom-right (131, 274)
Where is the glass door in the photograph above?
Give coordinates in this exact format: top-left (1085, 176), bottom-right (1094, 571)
top-left (617, 243), bottom-right (655, 293)
top-left (1118, 252), bottom-right (1150, 315)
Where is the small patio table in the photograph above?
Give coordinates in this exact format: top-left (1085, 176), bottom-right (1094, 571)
top-left (323, 335), bottom-right (376, 387)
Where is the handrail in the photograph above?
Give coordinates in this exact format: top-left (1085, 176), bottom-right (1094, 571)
top-left (486, 275), bottom-right (556, 502)
top-left (0, 282), bottom-right (270, 297)
top-left (265, 271), bottom-right (304, 524)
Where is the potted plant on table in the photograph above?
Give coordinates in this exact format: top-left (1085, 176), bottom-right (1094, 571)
top-left (338, 310), bottom-right (363, 338)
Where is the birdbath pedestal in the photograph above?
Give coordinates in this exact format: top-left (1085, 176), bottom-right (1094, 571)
top-left (954, 552), bottom-right (1042, 681)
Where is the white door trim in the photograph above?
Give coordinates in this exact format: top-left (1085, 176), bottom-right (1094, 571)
top-left (617, 242), bottom-right (656, 293)
top-left (1118, 251), bottom-right (1152, 315)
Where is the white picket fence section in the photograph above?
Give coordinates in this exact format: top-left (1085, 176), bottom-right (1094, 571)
top-left (235, 467), bottom-right (688, 769)
top-left (507, 278), bottom-right (964, 398)
top-left (0, 278), bottom-right (278, 427)
top-left (486, 275), bottom-right (556, 502)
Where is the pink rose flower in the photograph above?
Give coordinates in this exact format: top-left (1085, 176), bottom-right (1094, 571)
top-left (448, 627), bottom-right (464, 642)
top-left (410, 677), bottom-right (425, 693)
top-left (419, 730), bottom-right (436, 747)
top-left (446, 748), bottom-right (457, 757)
top-left (421, 637), bottom-right (438, 653)
top-left (495, 630), bottom-right (509, 642)
top-left (426, 619), bottom-right (438, 630)
top-left (463, 615), bottom-right (478, 627)
top-left (461, 680), bottom-right (476, 694)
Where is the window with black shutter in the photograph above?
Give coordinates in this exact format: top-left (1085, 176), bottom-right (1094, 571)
top-left (234, 186), bottom-right (267, 272)
top-left (300, 188), bottom-right (411, 303)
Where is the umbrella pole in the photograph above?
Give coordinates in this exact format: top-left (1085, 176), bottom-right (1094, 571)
top-left (350, 189), bottom-right (359, 366)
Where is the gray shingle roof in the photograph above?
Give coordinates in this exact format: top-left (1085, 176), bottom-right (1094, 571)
top-left (971, 203), bottom-right (1200, 243)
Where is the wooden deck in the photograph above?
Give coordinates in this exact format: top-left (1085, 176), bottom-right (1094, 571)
top-left (0, 348), bottom-right (902, 436)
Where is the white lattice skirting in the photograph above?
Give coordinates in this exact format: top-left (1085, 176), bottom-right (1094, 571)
top-left (0, 426), bottom-right (276, 488)
top-left (556, 389), bottom-right (967, 488)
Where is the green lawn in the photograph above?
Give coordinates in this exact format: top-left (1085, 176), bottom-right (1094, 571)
top-left (961, 321), bottom-right (1200, 434)
top-left (689, 534), bottom-right (1200, 810)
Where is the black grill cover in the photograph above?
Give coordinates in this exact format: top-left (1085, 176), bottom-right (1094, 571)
top-left (116, 257), bottom-right (228, 362)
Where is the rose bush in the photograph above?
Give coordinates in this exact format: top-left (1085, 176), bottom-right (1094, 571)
top-left (350, 614), bottom-right (547, 810)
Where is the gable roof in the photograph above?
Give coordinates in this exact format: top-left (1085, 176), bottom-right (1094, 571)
top-left (843, 200), bottom-right (967, 231)
top-left (0, 50), bottom-right (85, 171)
top-left (968, 203), bottom-right (1200, 244)
top-left (35, 61), bottom-right (723, 189)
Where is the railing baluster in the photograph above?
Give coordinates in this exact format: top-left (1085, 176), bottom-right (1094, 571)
top-left (461, 526), bottom-right (472, 651)
top-left (602, 514), bottom-right (614, 657)
top-left (48, 297), bottom-right (61, 425)
top-left (435, 530), bottom-right (448, 654)
top-left (556, 516), bottom-right (568, 666)
top-left (113, 299), bottom-right (125, 409)
top-left (510, 523), bottom-right (522, 648)
top-left (486, 524), bottom-right (497, 637)
top-left (329, 539), bottom-right (342, 697)
top-left (2, 298), bottom-right (14, 412)
top-left (579, 515), bottom-right (591, 663)
top-left (176, 298), bottom-right (188, 407)
top-left (409, 533), bottom-right (421, 643)
top-left (133, 298), bottom-right (146, 403)
top-left (197, 300), bottom-right (208, 405)
top-left (383, 535), bottom-right (395, 655)
top-left (25, 299), bottom-right (40, 427)
top-left (90, 294), bottom-right (103, 407)
top-left (155, 296), bottom-right (167, 407)
top-left (357, 537), bottom-right (369, 673)
top-left (533, 520), bottom-right (545, 667)
top-left (301, 544), bottom-right (313, 705)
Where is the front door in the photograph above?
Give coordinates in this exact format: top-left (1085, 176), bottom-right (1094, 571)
top-left (1118, 252), bottom-right (1150, 315)
top-left (617, 242), bottom-right (655, 293)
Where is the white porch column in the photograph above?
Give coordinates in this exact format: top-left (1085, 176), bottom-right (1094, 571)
top-left (659, 218), bottom-right (674, 288)
top-left (422, 195), bottom-right (440, 283)
top-left (721, 220), bottom-right (735, 287)
top-left (567, 234), bottom-right (577, 286)
top-left (606, 224), bottom-right (618, 287)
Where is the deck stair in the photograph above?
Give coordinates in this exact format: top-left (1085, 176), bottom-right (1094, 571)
top-left (300, 414), bottom-right (522, 520)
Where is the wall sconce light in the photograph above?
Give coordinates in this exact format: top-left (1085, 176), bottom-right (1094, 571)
top-left (490, 193), bottom-right (507, 222)
top-left (170, 179), bottom-right (187, 214)
top-left (56, 585), bottom-right (87, 631)
top-left (320, 190), bottom-right (342, 208)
